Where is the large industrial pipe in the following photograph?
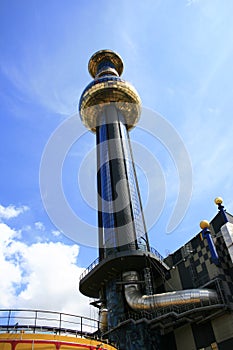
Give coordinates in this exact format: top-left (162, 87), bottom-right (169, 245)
top-left (123, 271), bottom-right (218, 311)
top-left (99, 308), bottom-right (108, 333)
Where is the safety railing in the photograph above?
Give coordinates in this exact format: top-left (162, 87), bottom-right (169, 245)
top-left (149, 246), bottom-right (164, 262)
top-left (0, 309), bottom-right (99, 338)
top-left (79, 245), bottom-right (164, 281)
top-left (80, 257), bottom-right (100, 280)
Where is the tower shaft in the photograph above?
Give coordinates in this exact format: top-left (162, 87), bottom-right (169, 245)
top-left (97, 104), bottom-right (149, 259)
top-left (79, 50), bottom-right (168, 349)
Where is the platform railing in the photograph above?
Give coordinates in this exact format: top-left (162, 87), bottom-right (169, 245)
top-left (149, 246), bottom-right (164, 262)
top-left (0, 309), bottom-right (99, 338)
top-left (79, 245), bottom-right (164, 281)
top-left (80, 257), bottom-right (100, 280)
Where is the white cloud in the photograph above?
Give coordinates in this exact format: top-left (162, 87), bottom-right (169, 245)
top-left (0, 217), bottom-right (93, 318)
top-left (0, 49), bottom-right (80, 117)
top-left (0, 222), bottom-right (17, 245)
top-left (34, 221), bottom-right (45, 231)
top-left (51, 229), bottom-right (61, 237)
top-left (0, 223), bottom-right (22, 307)
top-left (0, 204), bottom-right (29, 220)
top-left (15, 241), bottom-right (89, 316)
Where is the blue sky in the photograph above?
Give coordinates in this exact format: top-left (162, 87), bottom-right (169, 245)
top-left (1, 0), bottom-right (233, 314)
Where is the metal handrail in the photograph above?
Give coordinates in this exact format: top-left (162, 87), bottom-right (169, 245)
top-left (79, 245), bottom-right (164, 281)
top-left (0, 309), bottom-right (99, 338)
top-left (80, 257), bottom-right (100, 280)
top-left (149, 246), bottom-right (164, 261)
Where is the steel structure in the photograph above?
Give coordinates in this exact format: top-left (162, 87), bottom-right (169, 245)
top-left (78, 50), bottom-right (228, 349)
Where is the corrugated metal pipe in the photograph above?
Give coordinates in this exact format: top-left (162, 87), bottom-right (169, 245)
top-left (123, 271), bottom-right (218, 311)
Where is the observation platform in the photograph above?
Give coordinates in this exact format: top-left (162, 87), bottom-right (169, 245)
top-left (79, 247), bottom-right (170, 298)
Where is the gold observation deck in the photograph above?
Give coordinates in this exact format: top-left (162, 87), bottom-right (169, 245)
top-left (79, 49), bottom-right (141, 132)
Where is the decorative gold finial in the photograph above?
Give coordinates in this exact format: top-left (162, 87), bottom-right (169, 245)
top-left (88, 49), bottom-right (123, 78)
top-left (214, 197), bottom-right (223, 205)
top-left (200, 220), bottom-right (210, 229)
top-left (79, 50), bottom-right (141, 132)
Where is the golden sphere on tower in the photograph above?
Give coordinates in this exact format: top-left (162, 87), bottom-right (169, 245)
top-left (79, 50), bottom-right (141, 132)
top-left (200, 220), bottom-right (210, 229)
top-left (214, 197), bottom-right (223, 205)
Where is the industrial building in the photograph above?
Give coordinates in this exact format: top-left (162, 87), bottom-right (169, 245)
top-left (1, 50), bottom-right (233, 350)
top-left (78, 50), bottom-right (233, 349)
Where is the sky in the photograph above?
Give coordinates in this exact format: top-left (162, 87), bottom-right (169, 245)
top-left (1, 0), bottom-right (233, 319)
